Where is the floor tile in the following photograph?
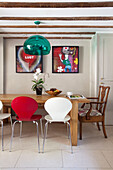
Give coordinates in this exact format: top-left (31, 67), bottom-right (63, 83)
top-left (0, 151), bottom-right (21, 168)
top-left (1, 168), bottom-right (38, 170)
top-left (16, 150), bottom-right (62, 168)
top-left (78, 136), bottom-right (113, 150)
top-left (1, 122), bottom-right (113, 169)
top-left (42, 136), bottom-right (72, 150)
top-left (78, 123), bottom-right (108, 139)
top-left (102, 151), bottom-right (113, 168)
top-left (39, 168), bottom-right (87, 170)
top-left (40, 122), bottom-right (78, 150)
top-left (0, 124), bottom-right (12, 151)
top-left (88, 169), bottom-right (113, 170)
top-left (8, 122), bottom-right (74, 151)
top-left (106, 126), bottom-right (113, 137)
top-left (6, 135), bottom-right (42, 151)
top-left (62, 150), bottom-right (110, 168)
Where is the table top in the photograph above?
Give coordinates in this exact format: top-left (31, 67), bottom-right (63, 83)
top-left (0, 94), bottom-right (90, 104)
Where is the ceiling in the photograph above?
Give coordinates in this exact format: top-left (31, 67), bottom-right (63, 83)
top-left (0, 0), bottom-right (113, 40)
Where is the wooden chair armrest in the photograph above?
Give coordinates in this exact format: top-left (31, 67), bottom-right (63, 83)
top-left (87, 97), bottom-right (99, 99)
top-left (81, 97), bottom-right (99, 108)
top-left (90, 101), bottom-right (105, 104)
top-left (81, 98), bottom-right (103, 109)
top-left (81, 102), bottom-right (90, 108)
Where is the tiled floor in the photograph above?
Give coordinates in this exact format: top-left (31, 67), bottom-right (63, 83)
top-left (0, 121), bottom-right (113, 170)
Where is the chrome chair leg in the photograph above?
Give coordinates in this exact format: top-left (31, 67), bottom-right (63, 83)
top-left (67, 123), bottom-right (69, 139)
top-left (33, 121), bottom-right (40, 153)
top-left (42, 121), bottom-right (48, 153)
top-left (10, 115), bottom-right (13, 128)
top-left (9, 121), bottom-right (19, 152)
top-left (67, 122), bottom-right (73, 154)
top-left (40, 118), bottom-right (43, 138)
top-left (0, 120), bottom-right (4, 151)
top-left (46, 122), bottom-right (48, 138)
top-left (19, 121), bottom-right (22, 138)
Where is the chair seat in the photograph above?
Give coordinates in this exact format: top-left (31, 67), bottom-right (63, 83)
top-left (0, 113), bottom-right (11, 120)
top-left (16, 115), bottom-right (42, 121)
top-left (78, 108), bottom-right (102, 117)
top-left (45, 114), bottom-right (70, 122)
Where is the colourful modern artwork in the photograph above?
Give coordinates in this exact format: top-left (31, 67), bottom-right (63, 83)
top-left (52, 46), bottom-right (79, 73)
top-left (16, 46), bottom-right (43, 73)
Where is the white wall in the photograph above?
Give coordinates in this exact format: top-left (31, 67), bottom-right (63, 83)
top-left (0, 38), bottom-right (4, 94)
top-left (3, 38), bottom-right (91, 96)
top-left (90, 35), bottom-right (98, 96)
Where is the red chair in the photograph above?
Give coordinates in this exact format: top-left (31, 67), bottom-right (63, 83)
top-left (9, 96), bottom-right (43, 152)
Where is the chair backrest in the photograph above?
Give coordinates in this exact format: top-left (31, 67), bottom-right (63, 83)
top-left (97, 85), bottom-right (110, 114)
top-left (0, 101), bottom-right (3, 111)
top-left (11, 96), bottom-right (38, 120)
top-left (44, 97), bottom-right (72, 121)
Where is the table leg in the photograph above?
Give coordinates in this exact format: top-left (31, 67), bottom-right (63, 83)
top-left (3, 105), bottom-right (8, 113)
top-left (70, 101), bottom-right (78, 146)
top-left (3, 105), bottom-right (11, 123)
top-left (3, 105), bottom-right (8, 123)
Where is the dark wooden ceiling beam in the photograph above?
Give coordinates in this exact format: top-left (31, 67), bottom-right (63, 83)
top-left (0, 2), bottom-right (113, 8)
top-left (0, 32), bottom-right (95, 35)
top-left (4, 37), bottom-right (92, 39)
top-left (1, 25), bottom-right (113, 28)
top-left (1, 17), bottom-right (113, 20)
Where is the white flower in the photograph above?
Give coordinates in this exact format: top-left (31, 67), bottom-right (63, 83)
top-left (36, 68), bottom-right (41, 74)
top-left (33, 73), bottom-right (38, 80)
top-left (57, 66), bottom-right (64, 72)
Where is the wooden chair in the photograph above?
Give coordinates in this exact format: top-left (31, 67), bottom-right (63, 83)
top-left (78, 85), bottom-right (110, 140)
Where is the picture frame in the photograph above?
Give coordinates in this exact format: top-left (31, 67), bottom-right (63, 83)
top-left (52, 46), bottom-right (79, 73)
top-left (16, 46), bottom-right (43, 73)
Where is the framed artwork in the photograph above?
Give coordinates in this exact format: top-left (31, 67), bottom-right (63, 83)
top-left (16, 46), bottom-right (43, 73)
top-left (52, 46), bottom-right (79, 73)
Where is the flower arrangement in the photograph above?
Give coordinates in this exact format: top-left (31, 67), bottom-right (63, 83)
top-left (31, 68), bottom-right (45, 91)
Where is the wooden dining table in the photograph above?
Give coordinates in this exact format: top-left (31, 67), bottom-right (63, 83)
top-left (0, 94), bottom-right (90, 146)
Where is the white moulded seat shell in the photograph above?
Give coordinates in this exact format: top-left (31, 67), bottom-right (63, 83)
top-left (0, 101), bottom-right (3, 110)
top-left (45, 114), bottom-right (71, 123)
top-left (0, 100), bottom-right (12, 151)
top-left (44, 97), bottom-right (72, 122)
top-left (0, 101), bottom-right (11, 120)
top-left (0, 113), bottom-right (11, 120)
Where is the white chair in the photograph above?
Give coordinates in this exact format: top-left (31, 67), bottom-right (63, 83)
top-left (42, 97), bottom-right (73, 153)
top-left (0, 101), bottom-right (12, 151)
